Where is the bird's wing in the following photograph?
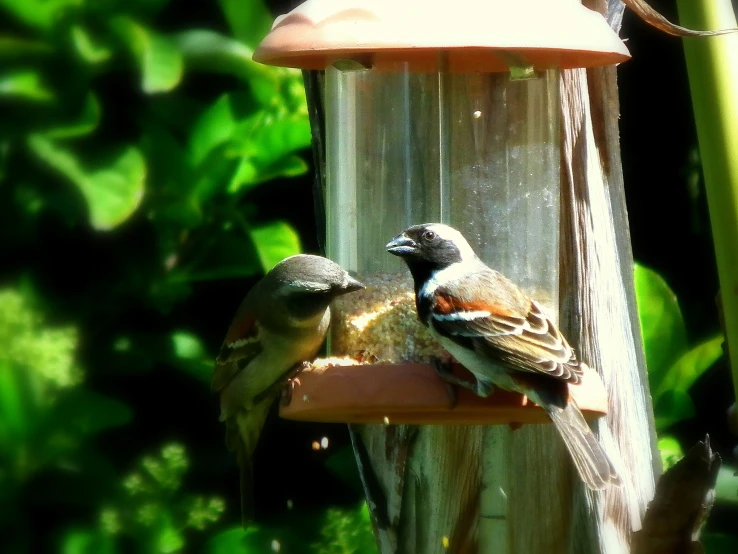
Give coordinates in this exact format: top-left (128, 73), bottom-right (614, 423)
top-left (429, 270), bottom-right (582, 384)
top-left (212, 303), bottom-right (263, 393)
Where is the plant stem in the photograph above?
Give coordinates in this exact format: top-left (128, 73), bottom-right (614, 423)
top-left (676, 0), bottom-right (738, 404)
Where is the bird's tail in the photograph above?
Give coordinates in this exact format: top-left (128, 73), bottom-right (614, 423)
top-left (225, 393), bottom-right (278, 528)
top-left (542, 396), bottom-right (620, 490)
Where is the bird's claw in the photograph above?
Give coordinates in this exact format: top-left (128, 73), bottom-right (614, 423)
top-left (278, 362), bottom-right (310, 407)
top-left (280, 378), bottom-right (297, 406)
top-left (431, 357), bottom-right (477, 409)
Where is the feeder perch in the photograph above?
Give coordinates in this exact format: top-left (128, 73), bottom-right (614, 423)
top-left (254, 0), bottom-right (629, 426)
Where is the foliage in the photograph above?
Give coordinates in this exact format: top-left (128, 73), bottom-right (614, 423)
top-left (634, 263), bottom-right (724, 470)
top-left (60, 443), bottom-right (225, 553)
top-left (1, 0), bottom-right (309, 304)
top-left (0, 0), bottom-right (355, 551)
top-left (311, 504), bottom-right (376, 554)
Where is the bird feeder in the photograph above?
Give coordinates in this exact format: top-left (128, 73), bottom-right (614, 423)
top-left (253, 0), bottom-right (630, 425)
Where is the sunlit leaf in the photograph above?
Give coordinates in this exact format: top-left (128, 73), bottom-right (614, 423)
top-left (634, 264), bottom-right (689, 387)
top-left (28, 135), bottom-right (146, 230)
top-left (232, 112), bottom-right (312, 166)
top-left (172, 331), bottom-right (205, 359)
top-left (217, 0), bottom-right (273, 49)
top-left (313, 503), bottom-right (377, 554)
top-left (228, 154), bottom-right (308, 193)
top-left (657, 435), bottom-right (684, 470)
top-left (172, 29), bottom-right (280, 103)
top-left (654, 389), bottom-right (695, 430)
top-left (71, 25), bottom-right (112, 64)
top-left (715, 466), bottom-right (738, 505)
top-left (188, 93), bottom-right (246, 167)
top-left (110, 16), bottom-right (183, 93)
top-left (0, 70), bottom-right (53, 101)
top-left (170, 331), bottom-right (212, 382)
top-left (0, 0), bottom-right (79, 31)
top-left (250, 221), bottom-right (301, 272)
top-left (654, 335), bottom-right (723, 401)
top-left (61, 529), bottom-right (118, 554)
top-left (156, 516), bottom-right (185, 553)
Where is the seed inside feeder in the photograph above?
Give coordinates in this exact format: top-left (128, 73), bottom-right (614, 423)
top-left (329, 272), bottom-right (449, 364)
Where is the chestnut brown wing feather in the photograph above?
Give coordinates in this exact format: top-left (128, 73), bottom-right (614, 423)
top-left (431, 269), bottom-right (582, 384)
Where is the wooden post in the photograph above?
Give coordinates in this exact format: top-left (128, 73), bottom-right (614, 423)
top-left (299, 1), bottom-right (659, 552)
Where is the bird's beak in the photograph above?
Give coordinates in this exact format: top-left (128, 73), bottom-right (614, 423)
top-left (340, 275), bottom-right (365, 293)
top-left (385, 233), bottom-right (417, 256)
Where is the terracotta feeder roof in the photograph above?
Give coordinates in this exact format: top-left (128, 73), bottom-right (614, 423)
top-left (254, 0), bottom-right (630, 72)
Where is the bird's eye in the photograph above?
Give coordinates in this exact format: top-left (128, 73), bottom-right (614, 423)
top-left (422, 230), bottom-right (436, 241)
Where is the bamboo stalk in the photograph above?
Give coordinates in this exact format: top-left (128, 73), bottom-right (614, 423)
top-left (676, 0), bottom-right (738, 405)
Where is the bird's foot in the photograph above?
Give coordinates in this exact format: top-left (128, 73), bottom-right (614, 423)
top-left (431, 357), bottom-right (478, 409)
top-left (279, 361), bottom-right (310, 406)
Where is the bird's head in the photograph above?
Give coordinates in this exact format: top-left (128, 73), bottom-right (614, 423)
top-left (268, 254), bottom-right (364, 321)
top-left (386, 223), bottom-right (477, 270)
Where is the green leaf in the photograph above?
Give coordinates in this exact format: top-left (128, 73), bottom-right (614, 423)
top-left (188, 94), bottom-right (246, 167)
top-left (217, 0), bottom-right (273, 49)
top-left (0, 359), bottom-right (30, 444)
top-left (28, 135), bottom-right (146, 230)
top-left (654, 389), bottom-right (695, 430)
top-left (634, 264), bottom-right (689, 388)
top-left (655, 335), bottom-right (723, 401)
top-left (44, 93), bottom-right (101, 138)
top-left (657, 435), bottom-right (684, 470)
top-left (0, 36), bottom-right (53, 59)
top-left (110, 16), bottom-right (183, 94)
top-left (232, 111), bottom-right (311, 165)
top-left (172, 331), bottom-right (205, 359)
top-left (172, 29), bottom-right (277, 94)
top-left (324, 445), bottom-right (364, 493)
top-left (702, 533), bottom-right (738, 553)
top-left (0, 70), bottom-right (53, 101)
top-left (228, 154), bottom-right (308, 193)
top-left (205, 526), bottom-right (257, 554)
top-left (46, 389), bottom-right (132, 436)
top-left (250, 221), bottom-right (301, 272)
top-left (715, 466), bottom-right (738, 505)
top-left (156, 516), bottom-right (185, 553)
top-left (170, 331), bottom-right (212, 382)
top-left (71, 25), bottom-right (112, 64)
top-left (0, 0), bottom-right (80, 31)
top-left (61, 529), bottom-right (117, 554)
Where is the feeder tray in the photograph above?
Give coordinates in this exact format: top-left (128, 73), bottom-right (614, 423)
top-left (280, 361), bottom-right (609, 425)
top-left (253, 0), bottom-right (630, 72)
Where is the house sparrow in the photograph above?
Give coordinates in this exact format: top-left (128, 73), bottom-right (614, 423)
top-left (212, 254), bottom-right (364, 526)
top-left (386, 223), bottom-right (619, 490)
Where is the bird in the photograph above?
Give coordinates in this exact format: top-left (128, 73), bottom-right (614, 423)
top-left (386, 223), bottom-right (619, 490)
top-left (212, 254), bottom-right (364, 527)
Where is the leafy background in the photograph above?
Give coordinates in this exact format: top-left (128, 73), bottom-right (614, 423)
top-left (0, 0), bottom-right (736, 552)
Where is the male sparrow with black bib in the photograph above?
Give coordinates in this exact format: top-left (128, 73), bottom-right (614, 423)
top-left (386, 223), bottom-right (618, 490)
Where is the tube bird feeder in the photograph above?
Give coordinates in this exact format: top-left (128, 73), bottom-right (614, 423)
top-left (253, 0), bottom-right (630, 426)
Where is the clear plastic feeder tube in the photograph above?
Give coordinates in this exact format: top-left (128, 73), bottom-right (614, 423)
top-left (325, 63), bottom-right (560, 363)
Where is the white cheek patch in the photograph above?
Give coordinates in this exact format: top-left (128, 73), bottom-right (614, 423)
top-left (433, 310), bottom-right (491, 321)
top-left (426, 262), bottom-right (470, 290)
